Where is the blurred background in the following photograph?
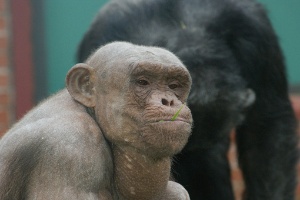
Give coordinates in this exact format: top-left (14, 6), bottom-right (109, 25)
top-left (0, 0), bottom-right (299, 199)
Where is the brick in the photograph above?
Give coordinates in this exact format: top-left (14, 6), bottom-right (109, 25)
top-left (0, 52), bottom-right (7, 66)
top-left (231, 169), bottom-right (243, 181)
top-left (232, 180), bottom-right (245, 200)
top-left (0, 74), bottom-right (8, 86)
top-left (0, 126), bottom-right (8, 137)
top-left (291, 96), bottom-right (300, 120)
top-left (0, 92), bottom-right (9, 104)
top-left (0, 17), bottom-right (5, 30)
top-left (0, 36), bottom-right (8, 49)
top-left (0, 110), bottom-right (8, 124)
top-left (0, 0), bottom-right (5, 13)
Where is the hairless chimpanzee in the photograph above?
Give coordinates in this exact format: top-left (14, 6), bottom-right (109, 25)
top-left (0, 42), bottom-right (193, 200)
top-left (77, 0), bottom-right (299, 199)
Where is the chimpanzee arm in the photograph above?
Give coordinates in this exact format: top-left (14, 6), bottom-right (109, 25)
top-left (229, 3), bottom-right (299, 199)
top-left (0, 115), bottom-right (114, 200)
top-left (236, 97), bottom-right (298, 200)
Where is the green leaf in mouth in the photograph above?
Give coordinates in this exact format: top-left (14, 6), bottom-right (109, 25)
top-left (171, 104), bottom-right (185, 121)
top-left (158, 104), bottom-right (185, 122)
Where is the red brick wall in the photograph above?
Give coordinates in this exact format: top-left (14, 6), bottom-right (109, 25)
top-left (0, 0), bottom-right (14, 137)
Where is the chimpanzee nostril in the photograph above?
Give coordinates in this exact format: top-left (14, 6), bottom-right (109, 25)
top-left (162, 98), bottom-right (169, 106)
top-left (170, 100), bottom-right (174, 106)
top-left (162, 98), bottom-right (175, 106)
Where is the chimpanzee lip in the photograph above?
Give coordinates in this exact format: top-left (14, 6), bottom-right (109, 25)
top-left (150, 118), bottom-right (191, 124)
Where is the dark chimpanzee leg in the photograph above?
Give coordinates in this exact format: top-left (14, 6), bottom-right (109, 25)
top-left (236, 98), bottom-right (298, 200)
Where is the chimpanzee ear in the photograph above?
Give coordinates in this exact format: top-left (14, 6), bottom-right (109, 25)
top-left (239, 88), bottom-right (256, 109)
top-left (66, 63), bottom-right (96, 107)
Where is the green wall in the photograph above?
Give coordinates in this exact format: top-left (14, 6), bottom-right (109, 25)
top-left (259, 0), bottom-right (300, 85)
top-left (44, 0), bottom-right (300, 94)
top-left (44, 0), bottom-right (108, 94)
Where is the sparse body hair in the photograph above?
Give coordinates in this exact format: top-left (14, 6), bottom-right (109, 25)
top-left (0, 42), bottom-right (193, 200)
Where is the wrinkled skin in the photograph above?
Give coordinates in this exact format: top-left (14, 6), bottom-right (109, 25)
top-left (0, 42), bottom-right (192, 200)
top-left (77, 0), bottom-right (298, 200)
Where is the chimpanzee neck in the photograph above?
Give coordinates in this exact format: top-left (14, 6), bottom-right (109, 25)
top-left (112, 145), bottom-right (171, 200)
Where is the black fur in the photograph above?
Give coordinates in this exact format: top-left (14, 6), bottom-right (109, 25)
top-left (77, 0), bottom-right (298, 199)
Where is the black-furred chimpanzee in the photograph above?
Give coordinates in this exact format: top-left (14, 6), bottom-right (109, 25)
top-left (77, 0), bottom-right (298, 199)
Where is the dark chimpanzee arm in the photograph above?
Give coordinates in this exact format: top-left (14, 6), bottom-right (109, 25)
top-left (237, 104), bottom-right (298, 200)
top-left (234, 22), bottom-right (298, 198)
top-left (226, 2), bottom-right (299, 199)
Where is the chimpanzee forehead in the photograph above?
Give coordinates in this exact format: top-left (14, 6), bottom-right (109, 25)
top-left (114, 47), bottom-right (184, 67)
top-left (88, 42), bottom-right (189, 79)
top-left (130, 61), bottom-right (190, 81)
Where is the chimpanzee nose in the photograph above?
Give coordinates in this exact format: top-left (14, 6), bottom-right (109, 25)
top-left (161, 98), bottom-right (175, 107)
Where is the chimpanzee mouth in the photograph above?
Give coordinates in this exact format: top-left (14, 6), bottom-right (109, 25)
top-left (150, 118), bottom-right (191, 124)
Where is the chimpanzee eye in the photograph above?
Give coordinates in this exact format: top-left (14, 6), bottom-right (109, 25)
top-left (169, 83), bottom-right (179, 89)
top-left (137, 79), bottom-right (149, 86)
